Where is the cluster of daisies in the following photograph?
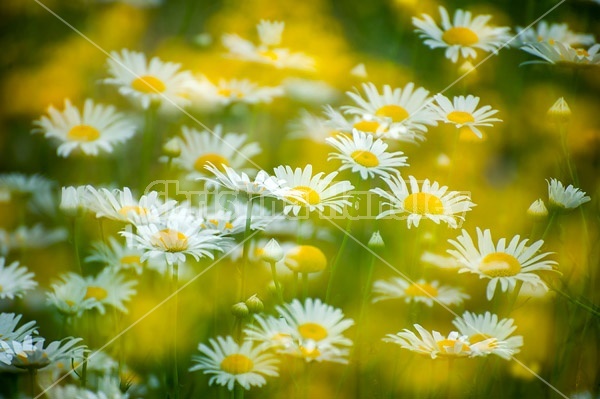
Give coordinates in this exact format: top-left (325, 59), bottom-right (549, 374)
top-left (0, 5), bottom-right (595, 398)
top-left (413, 6), bottom-right (599, 66)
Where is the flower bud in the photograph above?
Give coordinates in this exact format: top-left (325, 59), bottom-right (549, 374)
top-left (527, 199), bottom-right (548, 219)
top-left (231, 302), bottom-right (249, 318)
top-left (162, 138), bottom-right (181, 158)
top-left (547, 97), bottom-right (571, 123)
top-left (245, 294), bottom-right (264, 313)
top-left (368, 231), bottom-right (385, 249)
top-left (261, 239), bottom-right (284, 263)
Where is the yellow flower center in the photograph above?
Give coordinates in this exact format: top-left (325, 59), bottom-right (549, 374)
top-left (84, 286), bottom-right (108, 301)
top-left (290, 186), bottom-right (321, 206)
top-left (353, 120), bottom-right (382, 134)
top-left (351, 150), bottom-right (380, 167)
top-left (403, 193), bottom-right (444, 215)
top-left (285, 245), bottom-right (328, 273)
top-left (220, 354), bottom-right (254, 374)
top-left (67, 125), bottom-right (100, 142)
top-left (65, 300), bottom-right (75, 307)
top-left (131, 75), bottom-right (166, 93)
top-left (217, 88), bottom-right (244, 98)
top-left (442, 27), bottom-right (479, 46)
top-left (447, 111), bottom-right (475, 124)
top-left (259, 50), bottom-right (279, 61)
top-left (575, 48), bottom-right (589, 57)
top-left (437, 338), bottom-right (470, 355)
top-left (194, 153), bottom-right (230, 172)
top-left (404, 283), bottom-right (439, 297)
top-left (120, 255), bottom-right (141, 265)
top-left (152, 228), bottom-right (189, 252)
top-left (375, 105), bottom-right (409, 123)
top-left (118, 206), bottom-right (149, 217)
top-left (298, 322), bottom-right (328, 341)
top-left (479, 252), bottom-right (522, 277)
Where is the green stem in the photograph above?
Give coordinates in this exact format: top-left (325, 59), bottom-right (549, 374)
top-left (81, 351), bottom-right (88, 389)
top-left (29, 369), bottom-right (36, 399)
top-left (507, 280), bottom-right (523, 314)
top-left (270, 261), bottom-right (284, 304)
top-left (234, 382), bottom-right (245, 399)
top-left (325, 219), bottom-right (353, 303)
top-left (140, 105), bottom-right (158, 193)
top-left (168, 260), bottom-right (180, 399)
top-left (541, 211), bottom-right (557, 241)
top-left (302, 273), bottom-right (309, 300)
top-left (71, 217), bottom-right (82, 274)
top-left (240, 197), bottom-right (253, 302)
top-left (552, 286), bottom-right (600, 318)
top-left (558, 122), bottom-right (578, 185)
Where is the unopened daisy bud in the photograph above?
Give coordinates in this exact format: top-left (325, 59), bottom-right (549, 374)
top-left (245, 294), bottom-right (264, 313)
top-left (527, 199), bottom-right (548, 219)
top-left (368, 231), bottom-right (385, 249)
top-left (231, 302), bottom-right (249, 318)
top-left (162, 138), bottom-right (181, 158)
top-left (284, 245), bottom-right (327, 273)
top-left (547, 97), bottom-right (571, 123)
top-left (261, 239), bottom-right (284, 263)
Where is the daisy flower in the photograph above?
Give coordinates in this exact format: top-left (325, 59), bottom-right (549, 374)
top-left (412, 6), bottom-right (511, 63)
top-left (452, 311), bottom-right (523, 359)
top-left (447, 228), bottom-right (558, 300)
top-left (514, 21), bottom-right (595, 47)
top-left (120, 209), bottom-right (229, 265)
top-left (326, 130), bottom-right (408, 179)
top-left (547, 178), bottom-right (591, 210)
top-left (33, 99), bottom-right (136, 157)
top-left (86, 186), bottom-right (177, 225)
top-left (222, 20), bottom-right (315, 71)
top-left (384, 324), bottom-right (474, 358)
top-left (192, 77), bottom-right (283, 108)
top-left (1, 225), bottom-right (67, 256)
top-left (199, 200), bottom-right (273, 235)
top-left (60, 185), bottom-right (93, 215)
top-left (371, 277), bottom-right (469, 307)
top-left (274, 164), bottom-right (354, 216)
top-left (170, 125), bottom-right (261, 180)
top-left (432, 94), bottom-right (502, 138)
top-left (189, 335), bottom-right (279, 391)
top-left (342, 82), bottom-right (439, 137)
top-left (0, 335), bottom-right (84, 371)
top-left (371, 175), bottom-right (475, 228)
top-left (324, 106), bottom-right (422, 143)
top-left (85, 269), bottom-right (137, 314)
top-left (203, 164), bottom-right (291, 199)
top-left (47, 273), bottom-right (97, 317)
top-left (0, 258), bottom-right (37, 300)
top-left (85, 236), bottom-right (148, 274)
top-left (521, 42), bottom-right (600, 65)
top-left (0, 313), bottom-right (38, 342)
top-left (104, 49), bottom-right (196, 109)
top-left (245, 299), bottom-right (353, 364)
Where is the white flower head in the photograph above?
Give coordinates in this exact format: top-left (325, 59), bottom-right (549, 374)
top-left (326, 130), bottom-right (408, 180)
top-left (432, 94), bottom-right (502, 138)
top-left (412, 6), bottom-right (511, 63)
top-left (189, 335), bottom-right (279, 391)
top-left (448, 228), bottom-right (558, 300)
top-left (547, 178), bottom-right (590, 210)
top-left (372, 277), bottom-right (470, 307)
top-left (32, 99), bottom-right (136, 157)
top-left (104, 49), bottom-right (196, 109)
top-left (371, 175), bottom-right (475, 228)
top-left (0, 258), bottom-right (37, 300)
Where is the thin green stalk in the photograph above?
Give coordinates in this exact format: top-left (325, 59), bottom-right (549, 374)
top-left (558, 122), bottom-right (578, 185)
top-left (302, 273), bottom-right (309, 300)
top-left (140, 104), bottom-right (158, 192)
top-left (29, 369), bottom-right (37, 399)
top-left (71, 217), bottom-right (82, 274)
top-left (81, 351), bottom-right (88, 389)
top-left (270, 261), bottom-right (284, 304)
top-left (240, 197), bottom-right (254, 302)
top-left (172, 261), bottom-right (180, 399)
top-left (541, 211), bottom-right (557, 241)
top-left (507, 280), bottom-right (524, 314)
top-left (234, 382), bottom-right (245, 399)
top-left (325, 218), bottom-right (352, 303)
